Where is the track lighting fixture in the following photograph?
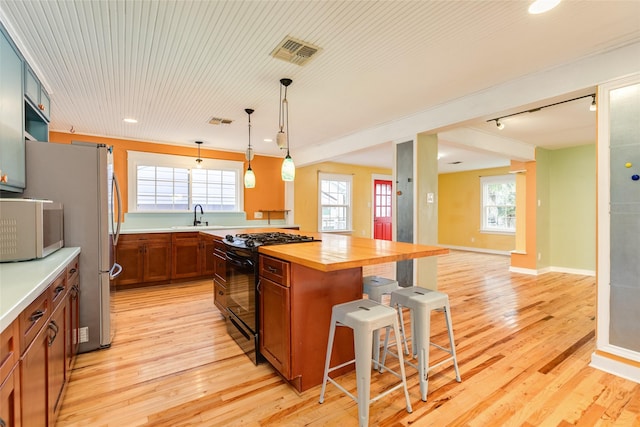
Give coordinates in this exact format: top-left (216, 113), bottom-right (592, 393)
top-left (195, 140), bottom-right (203, 168)
top-left (487, 93), bottom-right (596, 129)
top-left (244, 109), bottom-right (256, 188)
top-left (277, 78), bottom-right (295, 182)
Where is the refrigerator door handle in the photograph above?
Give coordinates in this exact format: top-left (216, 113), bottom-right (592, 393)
top-left (112, 171), bottom-right (122, 246)
top-left (109, 262), bottom-right (123, 279)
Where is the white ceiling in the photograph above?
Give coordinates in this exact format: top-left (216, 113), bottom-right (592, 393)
top-left (1, 1), bottom-right (639, 173)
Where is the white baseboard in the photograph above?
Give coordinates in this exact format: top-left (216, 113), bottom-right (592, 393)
top-left (590, 353), bottom-right (640, 384)
top-left (440, 245), bottom-right (511, 256)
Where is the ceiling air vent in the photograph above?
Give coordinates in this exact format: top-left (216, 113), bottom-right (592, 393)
top-left (208, 117), bottom-right (233, 125)
top-left (271, 36), bottom-right (321, 66)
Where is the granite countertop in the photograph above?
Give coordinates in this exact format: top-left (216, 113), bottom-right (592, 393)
top-left (201, 228), bottom-right (449, 272)
top-left (0, 247), bottom-right (81, 332)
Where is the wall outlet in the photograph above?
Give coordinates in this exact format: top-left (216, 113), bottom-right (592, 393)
top-left (79, 327), bottom-right (89, 343)
top-left (471, 237), bottom-right (475, 243)
top-left (254, 212), bottom-right (263, 219)
top-left (538, 253), bottom-right (542, 261)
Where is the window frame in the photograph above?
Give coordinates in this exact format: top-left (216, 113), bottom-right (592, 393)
top-left (480, 174), bottom-right (516, 234)
top-left (318, 172), bottom-right (353, 233)
top-left (127, 150), bottom-right (244, 213)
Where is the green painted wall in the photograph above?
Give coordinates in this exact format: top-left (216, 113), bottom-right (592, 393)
top-left (548, 144), bottom-right (596, 271)
top-left (536, 148), bottom-right (551, 269)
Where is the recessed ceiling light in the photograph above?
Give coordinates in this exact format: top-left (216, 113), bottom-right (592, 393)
top-left (263, 138), bottom-right (273, 143)
top-left (123, 118), bottom-right (138, 123)
top-left (528, 0), bottom-right (561, 14)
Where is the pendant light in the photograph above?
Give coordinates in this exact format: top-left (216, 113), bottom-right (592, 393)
top-left (244, 108), bottom-right (256, 188)
top-left (278, 78), bottom-right (295, 182)
top-left (195, 140), bottom-right (203, 168)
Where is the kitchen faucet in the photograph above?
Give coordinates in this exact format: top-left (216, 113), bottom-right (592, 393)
top-left (193, 204), bottom-right (204, 226)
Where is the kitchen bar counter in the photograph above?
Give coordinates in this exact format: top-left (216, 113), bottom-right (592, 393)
top-left (201, 228), bottom-right (448, 271)
top-left (0, 247), bottom-right (81, 332)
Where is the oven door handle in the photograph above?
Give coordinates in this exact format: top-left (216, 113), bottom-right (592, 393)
top-left (226, 255), bottom-right (254, 270)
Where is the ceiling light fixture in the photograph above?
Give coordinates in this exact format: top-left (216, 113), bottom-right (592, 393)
top-left (487, 93), bottom-right (596, 129)
top-left (195, 140), bottom-right (203, 169)
top-left (528, 0), bottom-right (561, 14)
top-left (278, 78), bottom-right (295, 182)
top-left (244, 108), bottom-right (256, 188)
top-left (123, 118), bottom-right (138, 123)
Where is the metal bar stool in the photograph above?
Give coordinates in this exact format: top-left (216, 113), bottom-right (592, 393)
top-left (381, 286), bottom-right (461, 401)
top-left (319, 299), bottom-right (412, 427)
top-left (362, 276), bottom-right (409, 368)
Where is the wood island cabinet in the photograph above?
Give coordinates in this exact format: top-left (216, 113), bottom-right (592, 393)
top-left (258, 254), bottom-right (362, 392)
top-left (259, 255), bottom-right (291, 378)
top-left (115, 233), bottom-right (172, 286)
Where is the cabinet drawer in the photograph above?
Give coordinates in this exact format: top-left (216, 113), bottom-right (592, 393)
top-left (49, 270), bottom-right (67, 311)
top-left (260, 255), bottom-right (290, 287)
top-left (0, 318), bottom-right (19, 384)
top-left (19, 289), bottom-right (49, 355)
top-left (214, 252), bottom-right (226, 283)
top-left (213, 279), bottom-right (227, 316)
top-left (213, 239), bottom-right (226, 256)
top-left (66, 255), bottom-right (79, 284)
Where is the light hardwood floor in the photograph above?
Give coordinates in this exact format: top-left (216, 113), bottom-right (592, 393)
top-left (56, 251), bottom-right (640, 426)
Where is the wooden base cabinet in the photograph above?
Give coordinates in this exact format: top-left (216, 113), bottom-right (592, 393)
top-left (1, 318), bottom-right (21, 427)
top-left (115, 233), bottom-right (172, 286)
top-left (212, 240), bottom-right (227, 317)
top-left (172, 233), bottom-right (218, 280)
top-left (15, 257), bottom-right (79, 426)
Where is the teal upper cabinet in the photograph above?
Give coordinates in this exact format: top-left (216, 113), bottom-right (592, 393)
top-left (0, 26), bottom-right (26, 192)
top-left (24, 64), bottom-right (50, 122)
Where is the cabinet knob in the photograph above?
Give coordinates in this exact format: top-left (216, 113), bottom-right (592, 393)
top-left (38, 103), bottom-right (45, 111)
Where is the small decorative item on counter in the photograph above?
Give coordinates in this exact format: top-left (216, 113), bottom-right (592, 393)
top-left (632, 175), bottom-right (639, 181)
top-left (625, 162), bottom-right (632, 168)
top-left (0, 170), bottom-right (7, 183)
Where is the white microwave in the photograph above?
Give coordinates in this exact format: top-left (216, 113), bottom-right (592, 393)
top-left (0, 199), bottom-right (64, 262)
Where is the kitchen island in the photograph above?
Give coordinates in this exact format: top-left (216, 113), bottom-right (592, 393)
top-left (202, 229), bottom-right (448, 392)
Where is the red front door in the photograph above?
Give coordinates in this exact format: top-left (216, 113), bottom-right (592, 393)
top-left (373, 179), bottom-right (393, 240)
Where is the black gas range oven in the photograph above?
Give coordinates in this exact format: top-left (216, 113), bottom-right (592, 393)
top-left (223, 232), bottom-right (318, 364)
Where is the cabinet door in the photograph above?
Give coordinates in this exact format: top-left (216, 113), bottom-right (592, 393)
top-left (20, 324), bottom-right (48, 426)
top-left (200, 235), bottom-right (217, 276)
top-left (213, 279), bottom-right (227, 318)
top-left (0, 365), bottom-right (21, 427)
top-left (24, 66), bottom-right (39, 105)
top-left (0, 29), bottom-right (25, 191)
top-left (66, 280), bottom-right (80, 369)
top-left (171, 233), bottom-right (200, 279)
top-left (144, 242), bottom-right (172, 282)
top-left (48, 304), bottom-right (66, 423)
top-left (259, 277), bottom-right (291, 379)
top-left (114, 240), bottom-right (144, 286)
top-left (39, 87), bottom-right (50, 121)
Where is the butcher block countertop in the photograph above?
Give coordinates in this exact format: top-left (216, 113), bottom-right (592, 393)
top-left (201, 228), bottom-right (448, 272)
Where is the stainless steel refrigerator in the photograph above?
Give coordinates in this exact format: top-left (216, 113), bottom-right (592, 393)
top-left (24, 140), bottom-right (122, 352)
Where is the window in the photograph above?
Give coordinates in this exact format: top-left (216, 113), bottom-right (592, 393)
top-left (480, 175), bottom-right (516, 233)
top-left (128, 151), bottom-right (244, 212)
top-left (318, 173), bottom-right (352, 232)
